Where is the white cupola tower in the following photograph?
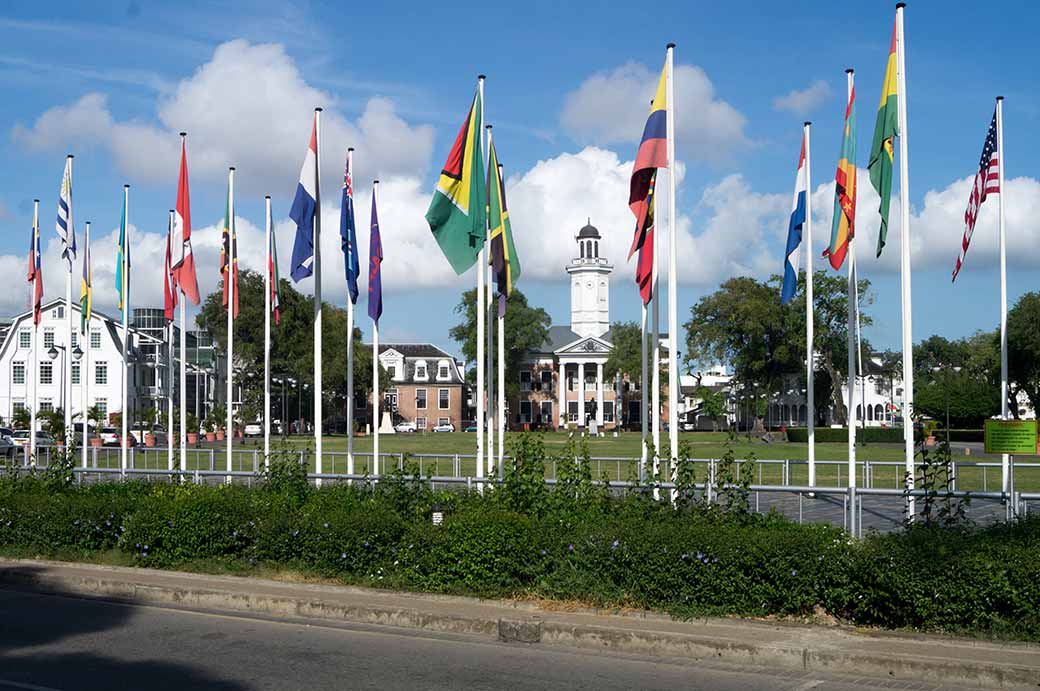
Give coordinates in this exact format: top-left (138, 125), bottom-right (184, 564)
top-left (566, 220), bottom-right (613, 338)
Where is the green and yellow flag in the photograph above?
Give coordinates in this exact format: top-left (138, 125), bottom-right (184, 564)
top-left (426, 87), bottom-right (486, 275)
top-left (487, 139), bottom-right (520, 309)
top-left (868, 19), bottom-right (899, 258)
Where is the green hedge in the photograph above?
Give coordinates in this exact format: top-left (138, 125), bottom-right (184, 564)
top-left (786, 427), bottom-right (920, 444)
top-left (0, 474), bottom-right (1037, 640)
top-left (932, 429), bottom-right (985, 443)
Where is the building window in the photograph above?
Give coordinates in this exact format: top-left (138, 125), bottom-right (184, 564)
top-left (539, 401), bottom-right (552, 424)
top-left (417, 417), bottom-right (427, 430)
top-left (19, 330), bottom-right (30, 349)
top-left (519, 370), bottom-right (531, 391)
top-left (12, 362), bottom-right (25, 385)
top-left (384, 389), bottom-right (398, 411)
top-left (416, 388), bottom-right (427, 410)
top-left (39, 398), bottom-right (53, 412)
top-left (91, 329), bottom-right (101, 349)
top-left (386, 364), bottom-right (398, 380)
top-left (519, 401), bottom-right (532, 423)
top-left (604, 401), bottom-right (615, 423)
top-left (40, 362), bottom-right (53, 385)
top-left (94, 398), bottom-right (107, 418)
top-left (44, 329), bottom-right (55, 349)
top-left (71, 331), bottom-right (78, 348)
top-left (567, 372), bottom-right (576, 391)
top-left (540, 370), bottom-right (552, 392)
top-left (56, 305), bottom-right (64, 319)
top-left (584, 373), bottom-right (595, 386)
top-left (437, 361), bottom-right (450, 380)
top-left (567, 401), bottom-right (578, 422)
top-left (414, 361), bottom-right (428, 380)
top-left (438, 417), bottom-right (450, 427)
top-left (72, 363), bottom-right (80, 385)
top-left (438, 388), bottom-right (450, 410)
top-left (95, 361), bottom-right (107, 386)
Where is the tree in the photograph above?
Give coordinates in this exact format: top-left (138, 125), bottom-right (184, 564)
top-left (1008, 292), bottom-right (1040, 417)
top-left (450, 288), bottom-right (551, 402)
top-left (604, 321), bottom-right (642, 382)
top-left (913, 332), bottom-right (1000, 427)
top-left (694, 386), bottom-right (727, 431)
top-left (12, 407), bottom-right (30, 430)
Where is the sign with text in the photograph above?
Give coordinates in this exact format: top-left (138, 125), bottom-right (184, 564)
top-left (984, 419), bottom-right (1038, 455)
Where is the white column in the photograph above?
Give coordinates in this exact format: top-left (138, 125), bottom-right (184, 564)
top-left (996, 96), bottom-right (1010, 495)
top-left (578, 362), bottom-right (586, 428)
top-left (896, 3), bottom-right (915, 517)
top-left (558, 362), bottom-right (566, 428)
top-left (596, 362), bottom-right (604, 426)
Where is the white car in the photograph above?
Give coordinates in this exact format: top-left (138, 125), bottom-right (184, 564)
top-left (244, 422), bottom-right (262, 437)
top-left (99, 427), bottom-right (121, 446)
top-left (394, 421), bottom-right (417, 433)
top-left (431, 422), bottom-right (455, 433)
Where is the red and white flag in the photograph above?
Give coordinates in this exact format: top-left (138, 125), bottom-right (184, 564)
top-left (172, 136), bottom-right (201, 303)
top-left (952, 110), bottom-right (1000, 282)
top-left (164, 213), bottom-right (178, 321)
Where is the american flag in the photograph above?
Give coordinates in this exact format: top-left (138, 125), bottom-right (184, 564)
top-left (952, 110), bottom-right (1000, 282)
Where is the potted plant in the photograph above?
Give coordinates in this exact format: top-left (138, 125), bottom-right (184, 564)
top-left (87, 405), bottom-right (104, 448)
top-left (212, 405), bottom-right (227, 441)
top-left (12, 407), bottom-right (30, 432)
top-left (143, 409), bottom-right (157, 447)
top-left (187, 412), bottom-right (199, 445)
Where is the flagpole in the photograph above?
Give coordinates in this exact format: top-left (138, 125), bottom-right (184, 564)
top-left (167, 209), bottom-right (175, 472)
top-left (844, 69), bottom-right (857, 507)
top-left (30, 199), bottom-right (39, 467)
top-left (895, 2), bottom-right (915, 517)
top-left (82, 221), bottom-right (91, 469)
top-left (226, 168), bottom-right (235, 482)
top-left (476, 74), bottom-right (487, 486)
top-left (665, 43), bottom-right (679, 492)
top-left (64, 154), bottom-right (74, 447)
top-left (995, 95), bottom-right (1010, 498)
top-left (346, 147), bottom-right (355, 478)
top-left (121, 186), bottom-right (129, 478)
top-left (372, 179), bottom-right (380, 478)
top-left (498, 296), bottom-right (505, 467)
top-left (264, 195), bottom-right (272, 468)
top-left (313, 107), bottom-right (323, 481)
top-left (178, 132), bottom-right (188, 475)
top-left (485, 124), bottom-right (495, 477)
top-left (651, 203), bottom-right (661, 498)
top-left (640, 301), bottom-right (648, 480)
top-left (804, 121), bottom-right (816, 489)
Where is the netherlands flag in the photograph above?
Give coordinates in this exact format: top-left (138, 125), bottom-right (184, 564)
top-left (781, 133), bottom-right (808, 305)
top-left (290, 113), bottom-right (318, 282)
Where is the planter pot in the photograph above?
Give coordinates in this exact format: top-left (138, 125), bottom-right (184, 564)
top-left (926, 435), bottom-right (936, 447)
top-left (205, 432), bottom-right (216, 442)
top-left (236, 430), bottom-right (243, 439)
top-left (216, 430), bottom-right (225, 441)
top-left (90, 438), bottom-right (103, 448)
top-left (145, 434), bottom-right (157, 447)
top-left (187, 432), bottom-right (198, 444)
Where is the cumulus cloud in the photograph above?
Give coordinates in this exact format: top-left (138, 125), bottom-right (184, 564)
top-left (560, 62), bottom-right (749, 162)
top-left (13, 40), bottom-right (435, 196)
top-left (773, 80), bottom-right (832, 115)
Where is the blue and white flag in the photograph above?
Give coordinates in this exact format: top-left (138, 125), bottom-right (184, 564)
top-left (56, 156), bottom-right (76, 269)
top-left (340, 150), bottom-right (360, 304)
top-left (289, 114), bottom-right (318, 282)
top-left (781, 135), bottom-right (808, 305)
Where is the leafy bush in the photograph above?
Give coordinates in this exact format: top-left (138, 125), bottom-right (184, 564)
top-left (786, 427), bottom-right (920, 444)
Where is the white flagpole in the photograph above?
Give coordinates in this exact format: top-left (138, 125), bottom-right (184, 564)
top-left (995, 96), bottom-right (1010, 497)
top-left (264, 195), bottom-right (272, 468)
top-left (82, 221), bottom-right (91, 469)
top-left (313, 107), bottom-right (323, 481)
top-left (804, 122), bottom-right (816, 488)
top-left (167, 210), bottom-right (175, 473)
top-left (226, 168), bottom-right (235, 481)
top-left (178, 133), bottom-right (188, 474)
top-left (665, 43), bottom-right (679, 486)
top-left (498, 298), bottom-right (505, 466)
top-left (486, 125), bottom-right (495, 477)
top-left (640, 302), bottom-right (648, 480)
top-left (844, 69), bottom-right (857, 498)
top-left (346, 147), bottom-right (355, 478)
top-left (651, 207), bottom-right (661, 498)
top-left (372, 179), bottom-right (380, 477)
top-left (895, 2), bottom-right (915, 516)
top-left (30, 199), bottom-right (39, 467)
top-left (120, 186), bottom-right (129, 477)
top-left (476, 74), bottom-right (487, 485)
top-left (64, 155), bottom-right (74, 446)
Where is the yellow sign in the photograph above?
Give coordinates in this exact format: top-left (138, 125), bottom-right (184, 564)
top-left (984, 420), bottom-right (1037, 455)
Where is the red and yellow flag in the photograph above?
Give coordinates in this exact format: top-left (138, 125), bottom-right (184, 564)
top-left (825, 84), bottom-right (857, 270)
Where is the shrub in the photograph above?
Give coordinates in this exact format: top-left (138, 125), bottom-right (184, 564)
top-left (786, 427), bottom-right (920, 444)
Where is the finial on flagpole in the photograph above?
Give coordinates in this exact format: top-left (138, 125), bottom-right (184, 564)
top-left (179, 131), bottom-right (187, 137)
top-left (229, 167), bottom-right (235, 171)
top-left (666, 42), bottom-right (676, 49)
top-left (315, 107), bottom-right (323, 112)
top-left (348, 146), bottom-right (354, 152)
top-left (486, 124), bottom-right (492, 130)
top-left (896, 2), bottom-right (906, 9)
top-left (996, 95), bottom-right (1005, 102)
top-left (169, 209), bottom-right (174, 213)
top-left (804, 121), bottom-right (812, 127)
top-left (67, 154), bottom-right (73, 159)
top-left (478, 74), bottom-right (486, 80)
top-left (33, 198), bottom-right (39, 203)
top-left (265, 195), bottom-right (271, 200)
top-left (373, 179), bottom-right (379, 185)
top-left (845, 68), bottom-right (854, 74)
top-left (123, 185), bottom-right (129, 189)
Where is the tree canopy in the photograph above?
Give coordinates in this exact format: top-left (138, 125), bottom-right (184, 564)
top-left (1008, 292), bottom-right (1040, 417)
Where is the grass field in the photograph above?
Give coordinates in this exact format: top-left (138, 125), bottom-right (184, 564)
top-left (68, 430), bottom-right (1040, 492)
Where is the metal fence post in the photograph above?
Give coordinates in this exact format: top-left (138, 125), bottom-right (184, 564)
top-left (848, 486), bottom-right (857, 537)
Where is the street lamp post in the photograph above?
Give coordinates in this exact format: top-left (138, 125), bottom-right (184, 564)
top-left (48, 344), bottom-right (82, 438)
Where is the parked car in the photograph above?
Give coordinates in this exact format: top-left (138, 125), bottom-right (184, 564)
top-left (394, 421), bottom-right (417, 433)
top-left (432, 422), bottom-right (456, 433)
top-left (99, 427), bottom-right (121, 446)
top-left (0, 434), bottom-right (14, 458)
top-left (464, 423), bottom-right (478, 432)
top-left (243, 422), bottom-right (263, 437)
top-left (11, 430), bottom-right (54, 448)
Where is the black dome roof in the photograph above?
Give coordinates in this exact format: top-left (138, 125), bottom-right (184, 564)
top-left (577, 218), bottom-right (600, 239)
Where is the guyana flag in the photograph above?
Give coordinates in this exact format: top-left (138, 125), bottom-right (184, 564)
top-left (868, 18), bottom-right (899, 258)
top-left (487, 139), bottom-right (520, 312)
top-left (426, 87), bottom-right (486, 275)
top-left (824, 83), bottom-right (857, 270)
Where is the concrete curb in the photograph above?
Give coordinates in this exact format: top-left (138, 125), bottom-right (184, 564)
top-left (1, 559), bottom-right (1038, 689)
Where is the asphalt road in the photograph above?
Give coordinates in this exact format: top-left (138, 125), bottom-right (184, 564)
top-left (0, 588), bottom-right (965, 691)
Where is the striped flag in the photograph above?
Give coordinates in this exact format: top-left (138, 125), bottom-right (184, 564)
top-left (487, 141), bottom-right (521, 312)
top-left (220, 176), bottom-right (239, 317)
top-left (634, 173), bottom-right (656, 305)
top-left (952, 110), bottom-right (1000, 282)
top-left (628, 61), bottom-right (668, 260)
top-left (27, 205), bottom-right (43, 326)
top-left (164, 213), bottom-right (178, 322)
top-left (290, 114), bottom-right (318, 282)
top-left (781, 133), bottom-right (809, 304)
top-left (269, 202), bottom-right (282, 325)
top-left (79, 223), bottom-right (92, 333)
top-left (824, 84), bottom-right (857, 270)
top-left (56, 157), bottom-right (76, 269)
top-left (172, 137), bottom-right (200, 304)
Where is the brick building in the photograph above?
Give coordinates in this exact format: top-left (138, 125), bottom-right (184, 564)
top-left (363, 344), bottom-right (467, 431)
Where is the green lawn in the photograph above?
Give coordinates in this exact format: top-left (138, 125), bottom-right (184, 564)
top-left (79, 430), bottom-right (1040, 492)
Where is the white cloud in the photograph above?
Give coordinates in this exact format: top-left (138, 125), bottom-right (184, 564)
top-left (13, 40), bottom-right (435, 196)
top-left (560, 62), bottom-right (749, 162)
top-left (773, 80), bottom-right (832, 115)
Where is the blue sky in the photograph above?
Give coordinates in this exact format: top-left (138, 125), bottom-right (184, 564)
top-left (1, 0), bottom-right (1037, 364)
